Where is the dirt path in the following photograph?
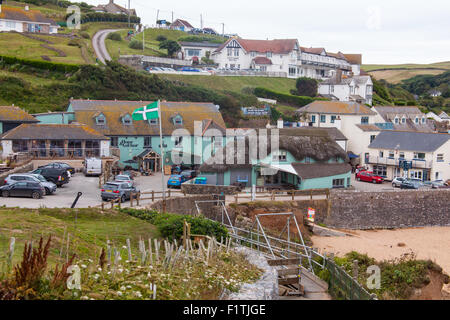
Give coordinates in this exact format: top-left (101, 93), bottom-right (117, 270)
top-left (312, 227), bottom-right (450, 275)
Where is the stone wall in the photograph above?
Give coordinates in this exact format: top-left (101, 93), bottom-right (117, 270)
top-left (0, 162), bottom-right (33, 186)
top-left (181, 183), bottom-right (239, 195)
top-left (326, 190), bottom-right (450, 230)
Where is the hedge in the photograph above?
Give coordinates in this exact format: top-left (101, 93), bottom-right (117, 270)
top-left (254, 87), bottom-right (327, 107)
top-left (0, 55), bottom-right (80, 73)
top-left (119, 208), bottom-right (229, 241)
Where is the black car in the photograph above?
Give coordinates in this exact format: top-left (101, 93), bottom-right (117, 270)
top-left (39, 162), bottom-right (75, 175)
top-left (180, 170), bottom-right (198, 181)
top-left (30, 167), bottom-right (70, 187)
top-left (1, 181), bottom-right (45, 199)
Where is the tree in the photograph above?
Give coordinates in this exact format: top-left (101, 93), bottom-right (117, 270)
top-left (159, 40), bottom-right (181, 58)
top-left (294, 77), bottom-right (318, 97)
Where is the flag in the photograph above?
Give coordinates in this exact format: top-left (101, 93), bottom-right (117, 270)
top-left (132, 101), bottom-right (159, 121)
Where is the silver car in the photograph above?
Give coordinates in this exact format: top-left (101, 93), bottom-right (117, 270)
top-left (101, 182), bottom-right (139, 203)
top-left (4, 173), bottom-right (57, 195)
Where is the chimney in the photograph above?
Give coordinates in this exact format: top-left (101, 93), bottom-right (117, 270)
top-left (277, 118), bottom-right (284, 129)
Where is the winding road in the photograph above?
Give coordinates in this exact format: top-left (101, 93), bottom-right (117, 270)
top-left (92, 29), bottom-right (119, 64)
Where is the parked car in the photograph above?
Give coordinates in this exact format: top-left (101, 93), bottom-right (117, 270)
top-left (180, 170), bottom-right (197, 181)
top-left (400, 179), bottom-right (423, 190)
top-left (101, 182), bottom-right (139, 202)
top-left (167, 175), bottom-right (187, 189)
top-left (30, 167), bottom-right (70, 187)
top-left (40, 162), bottom-right (75, 175)
top-left (4, 174), bottom-right (56, 195)
top-left (356, 171), bottom-right (384, 184)
top-left (392, 177), bottom-right (407, 188)
top-left (115, 174), bottom-right (134, 186)
top-left (1, 181), bottom-right (45, 199)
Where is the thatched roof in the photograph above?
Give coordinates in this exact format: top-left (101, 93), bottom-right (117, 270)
top-left (200, 129), bottom-right (348, 173)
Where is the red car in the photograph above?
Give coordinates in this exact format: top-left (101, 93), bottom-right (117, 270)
top-left (356, 171), bottom-right (384, 184)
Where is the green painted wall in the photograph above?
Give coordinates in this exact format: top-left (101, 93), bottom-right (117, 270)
top-left (298, 172), bottom-right (351, 190)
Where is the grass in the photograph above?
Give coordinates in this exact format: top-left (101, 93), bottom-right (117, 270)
top-left (0, 207), bottom-right (159, 268)
top-left (363, 61), bottom-right (450, 83)
top-left (161, 74), bottom-right (296, 95)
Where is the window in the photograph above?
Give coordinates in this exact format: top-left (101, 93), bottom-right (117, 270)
top-left (379, 151), bottom-right (384, 158)
top-left (110, 137), bottom-right (118, 147)
top-left (320, 115), bottom-right (326, 123)
top-left (332, 179), bottom-right (345, 188)
top-left (331, 115), bottom-right (337, 123)
top-left (361, 117), bottom-right (369, 124)
top-left (414, 152), bottom-right (425, 160)
top-left (144, 137), bottom-right (151, 148)
top-left (373, 165), bottom-right (387, 177)
top-left (437, 154), bottom-right (444, 162)
top-left (311, 115), bottom-right (316, 123)
top-left (389, 151), bottom-right (395, 159)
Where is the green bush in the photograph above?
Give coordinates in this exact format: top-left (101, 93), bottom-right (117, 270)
top-left (107, 32), bottom-right (122, 41)
top-left (119, 208), bottom-right (229, 241)
top-left (254, 87), bottom-right (326, 107)
top-left (129, 40), bottom-right (143, 50)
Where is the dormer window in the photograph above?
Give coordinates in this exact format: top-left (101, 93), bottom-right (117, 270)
top-left (95, 113), bottom-right (106, 125)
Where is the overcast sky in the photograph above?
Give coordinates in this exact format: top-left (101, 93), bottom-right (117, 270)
top-left (83, 0), bottom-right (450, 65)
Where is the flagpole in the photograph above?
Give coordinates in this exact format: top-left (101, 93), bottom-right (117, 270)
top-left (158, 100), bottom-right (166, 213)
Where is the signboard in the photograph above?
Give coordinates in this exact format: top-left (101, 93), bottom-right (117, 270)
top-left (307, 208), bottom-right (315, 223)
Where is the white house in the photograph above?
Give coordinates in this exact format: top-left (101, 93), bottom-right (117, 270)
top-left (318, 73), bottom-right (373, 105)
top-left (212, 38), bottom-right (359, 79)
top-left (170, 19), bottom-right (194, 32)
top-left (0, 5), bottom-right (58, 34)
top-left (297, 101), bottom-right (379, 160)
top-left (179, 41), bottom-right (221, 62)
top-left (367, 131), bottom-right (450, 181)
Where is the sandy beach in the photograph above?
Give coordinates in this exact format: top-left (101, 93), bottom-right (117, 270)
top-left (312, 226), bottom-right (450, 275)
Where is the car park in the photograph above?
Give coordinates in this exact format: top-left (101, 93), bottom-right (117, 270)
top-left (101, 182), bottom-right (139, 203)
top-left (1, 181), bottom-right (45, 199)
top-left (30, 167), bottom-right (70, 187)
top-left (356, 171), bottom-right (384, 184)
top-left (167, 175), bottom-right (187, 189)
top-left (392, 177), bottom-right (407, 188)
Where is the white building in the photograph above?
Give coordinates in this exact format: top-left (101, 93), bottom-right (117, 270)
top-left (318, 73), bottom-right (373, 105)
top-left (0, 5), bottom-right (58, 34)
top-left (367, 131), bottom-right (450, 181)
top-left (211, 38), bottom-right (358, 79)
top-left (179, 41), bottom-right (221, 62)
top-left (297, 101), bottom-right (379, 160)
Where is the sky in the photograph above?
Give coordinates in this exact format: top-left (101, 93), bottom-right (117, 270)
top-left (83, 0), bottom-right (450, 65)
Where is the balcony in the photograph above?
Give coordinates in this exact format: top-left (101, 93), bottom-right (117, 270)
top-left (367, 155), bottom-right (433, 169)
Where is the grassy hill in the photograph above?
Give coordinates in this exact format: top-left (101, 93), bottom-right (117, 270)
top-left (0, 208), bottom-right (159, 267)
top-left (363, 61), bottom-right (450, 84)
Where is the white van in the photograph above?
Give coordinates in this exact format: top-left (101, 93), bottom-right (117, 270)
top-left (84, 158), bottom-right (102, 176)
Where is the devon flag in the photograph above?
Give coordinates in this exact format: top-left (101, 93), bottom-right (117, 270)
top-left (132, 101), bottom-right (159, 121)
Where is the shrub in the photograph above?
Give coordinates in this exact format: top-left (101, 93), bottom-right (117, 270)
top-left (107, 32), bottom-right (122, 41)
top-left (79, 31), bottom-right (90, 39)
top-left (129, 40), bottom-right (143, 50)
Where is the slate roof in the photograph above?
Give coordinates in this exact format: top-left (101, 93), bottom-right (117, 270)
top-left (293, 163), bottom-right (351, 179)
top-left (0, 6), bottom-right (58, 26)
top-left (298, 101), bottom-right (376, 115)
top-left (1, 123), bottom-right (108, 140)
top-left (368, 131), bottom-right (449, 152)
top-left (69, 100), bottom-right (226, 136)
top-left (0, 106), bottom-right (38, 123)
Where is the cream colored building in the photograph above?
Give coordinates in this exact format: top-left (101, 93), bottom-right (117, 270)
top-left (367, 131), bottom-right (450, 181)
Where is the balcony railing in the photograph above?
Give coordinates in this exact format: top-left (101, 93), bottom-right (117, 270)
top-left (367, 155), bottom-right (433, 169)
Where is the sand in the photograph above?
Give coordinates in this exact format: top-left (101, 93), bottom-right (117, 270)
top-left (312, 226), bottom-right (450, 275)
